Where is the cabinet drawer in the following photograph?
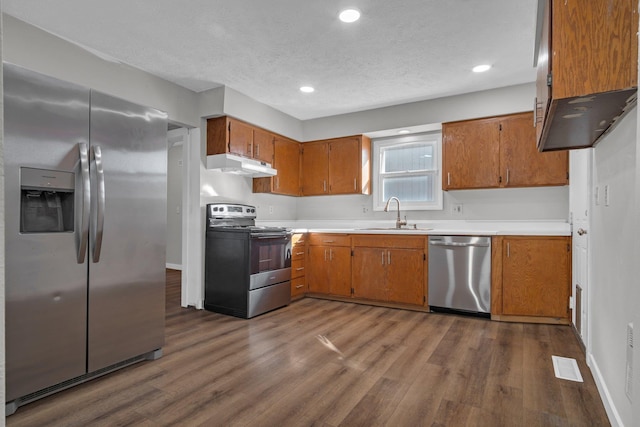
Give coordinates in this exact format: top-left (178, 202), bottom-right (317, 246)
top-left (291, 277), bottom-right (306, 297)
top-left (292, 246), bottom-right (306, 260)
top-left (352, 234), bottom-right (426, 249)
top-left (308, 233), bottom-right (351, 246)
top-left (292, 233), bottom-right (306, 247)
top-left (291, 259), bottom-right (305, 278)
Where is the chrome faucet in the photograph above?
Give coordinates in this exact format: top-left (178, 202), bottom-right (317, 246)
top-left (383, 196), bottom-right (407, 229)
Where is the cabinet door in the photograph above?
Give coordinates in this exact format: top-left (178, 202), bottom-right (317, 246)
top-left (228, 119), bottom-right (253, 158)
top-left (352, 248), bottom-right (387, 301)
top-left (328, 247), bottom-right (352, 297)
top-left (500, 113), bottom-right (568, 187)
top-left (442, 117), bottom-right (501, 189)
top-left (253, 128), bottom-right (274, 164)
top-left (328, 138), bottom-right (360, 194)
top-left (273, 137), bottom-right (300, 196)
top-left (307, 246), bottom-right (330, 294)
top-left (502, 238), bottom-right (570, 318)
top-left (386, 248), bottom-right (424, 305)
top-left (301, 142), bottom-right (328, 195)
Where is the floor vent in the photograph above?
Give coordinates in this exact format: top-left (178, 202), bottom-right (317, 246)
top-left (552, 356), bottom-right (583, 382)
top-left (626, 322), bottom-right (633, 401)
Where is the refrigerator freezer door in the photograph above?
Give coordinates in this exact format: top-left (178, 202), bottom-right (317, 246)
top-left (4, 63), bottom-right (90, 400)
top-left (87, 91), bottom-right (167, 371)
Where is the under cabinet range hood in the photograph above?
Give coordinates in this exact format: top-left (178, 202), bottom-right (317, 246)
top-left (206, 153), bottom-right (277, 177)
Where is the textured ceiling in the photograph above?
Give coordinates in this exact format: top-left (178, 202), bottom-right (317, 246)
top-left (3, 0), bottom-right (538, 120)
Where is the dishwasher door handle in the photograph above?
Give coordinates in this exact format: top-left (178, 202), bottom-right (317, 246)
top-left (429, 241), bottom-right (490, 248)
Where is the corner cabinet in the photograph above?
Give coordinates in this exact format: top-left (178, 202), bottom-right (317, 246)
top-left (253, 136), bottom-right (301, 196)
top-left (491, 236), bottom-right (571, 323)
top-left (301, 135), bottom-right (371, 196)
top-left (351, 235), bottom-right (426, 306)
top-left (536, 0), bottom-right (638, 151)
top-left (443, 112), bottom-right (568, 190)
top-left (207, 116), bottom-right (274, 164)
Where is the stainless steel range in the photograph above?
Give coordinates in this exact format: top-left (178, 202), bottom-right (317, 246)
top-left (204, 203), bottom-right (292, 318)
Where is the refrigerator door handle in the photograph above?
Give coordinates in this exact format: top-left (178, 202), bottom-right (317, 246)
top-left (77, 143), bottom-right (91, 263)
top-left (91, 145), bottom-right (106, 263)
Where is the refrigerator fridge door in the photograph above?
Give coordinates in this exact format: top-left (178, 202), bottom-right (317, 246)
top-left (4, 63), bottom-right (90, 400)
top-left (87, 91), bottom-right (167, 371)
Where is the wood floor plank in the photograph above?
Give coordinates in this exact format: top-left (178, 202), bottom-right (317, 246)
top-left (6, 269), bottom-right (610, 426)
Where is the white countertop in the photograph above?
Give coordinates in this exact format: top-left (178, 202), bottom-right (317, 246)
top-left (256, 220), bottom-right (571, 236)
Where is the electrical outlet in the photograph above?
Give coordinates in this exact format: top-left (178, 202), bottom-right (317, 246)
top-left (604, 184), bottom-right (610, 207)
top-left (362, 205), bottom-right (369, 214)
top-left (268, 205), bottom-right (274, 214)
top-left (451, 203), bottom-right (463, 215)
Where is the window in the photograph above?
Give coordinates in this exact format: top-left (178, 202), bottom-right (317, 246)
top-left (372, 132), bottom-right (443, 211)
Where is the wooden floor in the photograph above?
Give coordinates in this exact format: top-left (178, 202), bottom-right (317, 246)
top-left (8, 269), bottom-right (609, 426)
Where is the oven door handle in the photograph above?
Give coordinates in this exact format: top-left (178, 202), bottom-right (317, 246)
top-left (251, 234), bottom-right (291, 239)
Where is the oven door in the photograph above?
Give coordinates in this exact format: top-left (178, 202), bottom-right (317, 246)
top-left (249, 233), bottom-right (292, 290)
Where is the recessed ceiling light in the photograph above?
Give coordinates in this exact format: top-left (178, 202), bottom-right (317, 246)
top-left (398, 130), bottom-right (411, 134)
top-left (300, 86), bottom-right (315, 93)
top-left (472, 64), bottom-right (491, 73)
top-left (339, 9), bottom-right (361, 23)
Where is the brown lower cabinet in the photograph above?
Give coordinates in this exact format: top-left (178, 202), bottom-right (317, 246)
top-left (492, 235), bottom-right (571, 322)
top-left (351, 235), bottom-right (426, 306)
top-left (306, 234), bottom-right (351, 297)
top-left (290, 233), bottom-right (307, 299)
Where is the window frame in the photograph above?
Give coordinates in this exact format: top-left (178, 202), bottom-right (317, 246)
top-left (372, 131), bottom-right (443, 211)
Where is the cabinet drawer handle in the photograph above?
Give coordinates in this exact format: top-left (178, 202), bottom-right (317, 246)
top-left (388, 251), bottom-right (391, 265)
top-left (381, 251), bottom-right (385, 265)
top-left (507, 242), bottom-right (510, 258)
top-left (447, 172), bottom-right (451, 186)
top-left (323, 240), bottom-right (335, 243)
top-left (296, 267), bottom-right (305, 271)
top-left (295, 284), bottom-right (304, 289)
top-left (256, 144), bottom-right (260, 157)
top-left (295, 251), bottom-right (305, 256)
top-left (506, 169), bottom-right (510, 185)
top-left (354, 178), bottom-right (357, 190)
top-left (323, 180), bottom-right (327, 192)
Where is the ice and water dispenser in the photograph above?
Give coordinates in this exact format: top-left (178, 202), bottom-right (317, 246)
top-left (20, 167), bottom-right (75, 233)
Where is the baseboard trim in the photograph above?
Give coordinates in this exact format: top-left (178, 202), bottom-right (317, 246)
top-left (587, 352), bottom-right (624, 427)
top-left (166, 263), bottom-right (182, 271)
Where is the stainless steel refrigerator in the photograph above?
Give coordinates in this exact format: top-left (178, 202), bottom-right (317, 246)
top-left (4, 63), bottom-right (167, 414)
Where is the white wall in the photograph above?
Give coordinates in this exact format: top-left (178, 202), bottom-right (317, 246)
top-left (166, 144), bottom-right (183, 267)
top-left (296, 187), bottom-right (568, 222)
top-left (0, 6), bottom-right (7, 426)
top-left (302, 83), bottom-right (536, 141)
top-left (589, 106), bottom-right (637, 426)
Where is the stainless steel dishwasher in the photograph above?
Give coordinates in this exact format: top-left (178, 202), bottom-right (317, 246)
top-left (428, 236), bottom-right (491, 317)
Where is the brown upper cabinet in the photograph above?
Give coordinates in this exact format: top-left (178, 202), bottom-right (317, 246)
top-left (443, 112), bottom-right (568, 190)
top-left (301, 135), bottom-right (371, 196)
top-left (253, 136), bottom-right (301, 196)
top-left (207, 116), bottom-right (274, 164)
top-left (535, 0), bottom-right (638, 151)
